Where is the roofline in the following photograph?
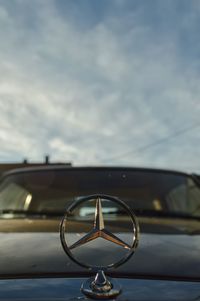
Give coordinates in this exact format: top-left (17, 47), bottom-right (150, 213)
top-left (1, 165), bottom-right (191, 179)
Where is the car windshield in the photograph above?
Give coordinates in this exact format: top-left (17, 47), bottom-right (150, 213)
top-left (0, 169), bottom-right (200, 219)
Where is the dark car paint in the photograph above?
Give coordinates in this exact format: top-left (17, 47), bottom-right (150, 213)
top-left (0, 278), bottom-right (200, 301)
top-left (0, 231), bottom-right (200, 280)
top-left (1, 165), bottom-right (193, 176)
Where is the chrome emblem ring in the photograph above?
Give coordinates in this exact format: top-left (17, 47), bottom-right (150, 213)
top-left (60, 194), bottom-right (139, 271)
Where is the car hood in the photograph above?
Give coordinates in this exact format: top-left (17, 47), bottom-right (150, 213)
top-left (1, 277), bottom-right (200, 301)
top-left (0, 218), bottom-right (200, 280)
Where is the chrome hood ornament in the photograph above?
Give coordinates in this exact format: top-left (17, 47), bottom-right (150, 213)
top-left (69, 197), bottom-right (131, 251)
top-left (60, 194), bottom-right (139, 299)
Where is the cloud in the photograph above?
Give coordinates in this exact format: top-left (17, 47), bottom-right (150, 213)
top-left (0, 0), bottom-right (200, 172)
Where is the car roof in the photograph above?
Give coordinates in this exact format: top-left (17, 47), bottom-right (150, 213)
top-left (2, 165), bottom-right (191, 178)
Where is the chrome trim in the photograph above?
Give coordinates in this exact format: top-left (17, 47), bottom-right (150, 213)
top-left (60, 194), bottom-right (140, 299)
top-left (69, 198), bottom-right (131, 250)
top-left (60, 194), bottom-right (139, 270)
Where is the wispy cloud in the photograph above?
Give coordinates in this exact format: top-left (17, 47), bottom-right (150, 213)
top-left (0, 0), bottom-right (200, 171)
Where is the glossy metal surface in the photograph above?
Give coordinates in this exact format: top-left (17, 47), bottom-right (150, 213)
top-left (0, 277), bottom-right (200, 300)
top-left (60, 194), bottom-right (139, 270)
top-left (60, 195), bottom-right (139, 299)
top-left (1, 231), bottom-right (200, 279)
top-left (69, 198), bottom-right (131, 250)
top-left (81, 273), bottom-right (121, 299)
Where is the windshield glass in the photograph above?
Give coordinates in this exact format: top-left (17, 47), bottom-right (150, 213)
top-left (0, 169), bottom-right (200, 219)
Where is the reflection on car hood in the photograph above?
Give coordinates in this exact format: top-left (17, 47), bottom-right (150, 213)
top-left (1, 229), bottom-right (200, 280)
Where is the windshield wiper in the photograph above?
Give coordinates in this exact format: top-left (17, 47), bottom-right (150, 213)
top-left (100, 209), bottom-right (200, 220)
top-left (0, 209), bottom-right (64, 217)
top-left (137, 209), bottom-right (200, 220)
top-left (1, 208), bottom-right (200, 221)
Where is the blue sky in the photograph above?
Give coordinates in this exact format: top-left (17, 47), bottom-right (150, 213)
top-left (0, 0), bottom-right (200, 171)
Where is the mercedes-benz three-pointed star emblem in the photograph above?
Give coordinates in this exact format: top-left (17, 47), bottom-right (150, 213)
top-left (60, 194), bottom-right (139, 270)
top-left (60, 194), bottom-right (139, 299)
top-left (69, 197), bottom-right (131, 250)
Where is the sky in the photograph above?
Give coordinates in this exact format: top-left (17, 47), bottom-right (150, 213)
top-left (0, 0), bottom-right (200, 172)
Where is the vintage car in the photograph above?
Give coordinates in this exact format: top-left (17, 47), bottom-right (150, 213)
top-left (0, 166), bottom-right (200, 300)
